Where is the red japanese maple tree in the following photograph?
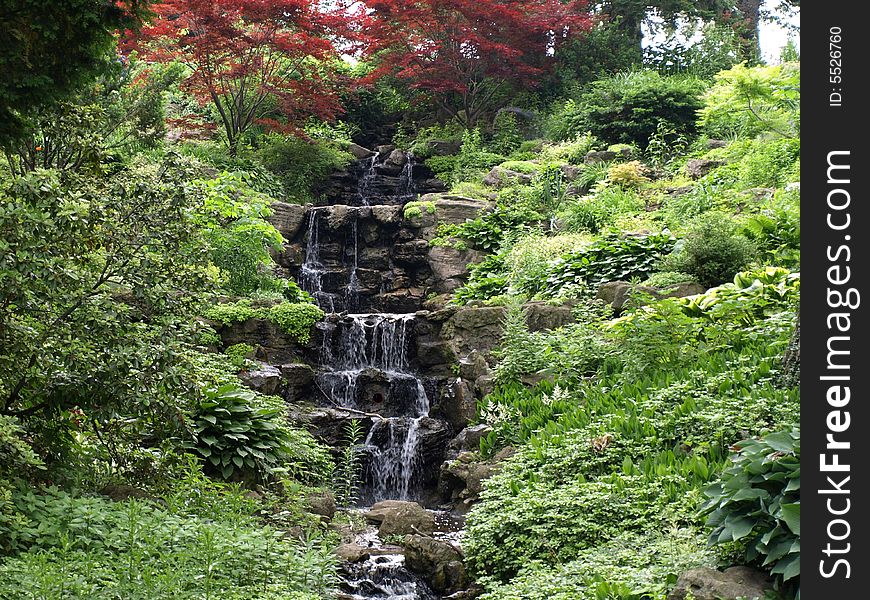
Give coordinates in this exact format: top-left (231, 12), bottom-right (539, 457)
top-left (132, 0), bottom-right (349, 153)
top-left (363, 0), bottom-right (594, 126)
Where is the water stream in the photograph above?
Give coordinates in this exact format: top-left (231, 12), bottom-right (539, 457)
top-left (299, 150), bottom-right (445, 598)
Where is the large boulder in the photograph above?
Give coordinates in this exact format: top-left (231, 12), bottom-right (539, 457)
top-left (404, 534), bottom-right (469, 595)
top-left (524, 301), bottom-right (576, 332)
top-left (365, 500), bottom-right (436, 536)
top-left (596, 280), bottom-right (705, 313)
top-left (667, 566), bottom-right (776, 600)
top-left (427, 139), bottom-right (462, 156)
top-left (239, 363), bottom-right (284, 396)
top-left (437, 378), bottom-right (477, 432)
top-left (439, 447), bottom-right (515, 505)
top-left (268, 202), bottom-right (308, 240)
top-left (685, 158), bottom-right (724, 179)
top-left (306, 490), bottom-right (336, 521)
top-left (280, 363), bottom-right (315, 401)
top-left (442, 306), bottom-right (506, 357)
top-left (348, 143), bottom-right (377, 159)
top-left (446, 424), bottom-right (493, 456)
top-left (427, 246), bottom-right (486, 292)
top-left (371, 204), bottom-right (402, 225)
top-left (584, 150), bottom-right (617, 164)
top-left (483, 166), bottom-right (533, 188)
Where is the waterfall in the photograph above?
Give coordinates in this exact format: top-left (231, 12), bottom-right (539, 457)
top-left (317, 314), bottom-right (431, 502)
top-left (356, 155), bottom-right (378, 206)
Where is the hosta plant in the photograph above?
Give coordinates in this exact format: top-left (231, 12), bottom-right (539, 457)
top-left (186, 384), bottom-right (294, 481)
top-left (701, 427), bottom-right (800, 595)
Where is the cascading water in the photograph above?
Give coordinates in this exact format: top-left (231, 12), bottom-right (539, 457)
top-left (317, 314), bottom-right (431, 502)
top-left (301, 147), bottom-right (449, 599)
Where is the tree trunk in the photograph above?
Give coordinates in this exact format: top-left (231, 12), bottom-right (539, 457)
top-left (734, 0), bottom-right (762, 62)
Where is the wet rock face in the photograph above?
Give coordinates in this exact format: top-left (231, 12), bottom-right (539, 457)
top-left (403, 534), bottom-right (469, 595)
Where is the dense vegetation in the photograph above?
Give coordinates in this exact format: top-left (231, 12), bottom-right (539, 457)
top-left (1, 1), bottom-right (799, 599)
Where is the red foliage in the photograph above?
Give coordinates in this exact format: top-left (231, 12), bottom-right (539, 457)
top-left (362, 0), bottom-right (594, 125)
top-left (130, 0), bottom-right (350, 151)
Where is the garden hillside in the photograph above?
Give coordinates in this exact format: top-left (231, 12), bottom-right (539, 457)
top-left (1, 2), bottom-right (799, 599)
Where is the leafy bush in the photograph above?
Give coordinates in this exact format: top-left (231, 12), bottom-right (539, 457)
top-left (701, 428), bottom-right (800, 594)
top-left (403, 200), bottom-right (437, 218)
top-left (452, 254), bottom-right (511, 305)
top-left (642, 271), bottom-right (697, 288)
top-left (554, 71), bottom-right (707, 147)
top-left (224, 343), bottom-right (256, 369)
top-left (490, 112), bottom-right (525, 155)
top-left (504, 233), bottom-right (592, 296)
top-left (203, 300), bottom-right (324, 344)
top-left (543, 232), bottom-right (677, 296)
top-left (559, 186), bottom-right (644, 234)
top-left (606, 160), bottom-right (649, 189)
top-left (678, 267), bottom-right (800, 326)
top-left (699, 62), bottom-right (800, 139)
top-left (539, 132), bottom-right (600, 163)
top-left (194, 171), bottom-right (287, 295)
top-left (659, 213), bottom-right (756, 287)
top-left (257, 133), bottom-right (353, 203)
top-left (186, 384), bottom-right (332, 483)
top-left (465, 474), bottom-right (693, 582)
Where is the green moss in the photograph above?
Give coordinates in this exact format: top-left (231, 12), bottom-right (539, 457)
top-left (403, 200), bottom-right (437, 219)
top-left (203, 300), bottom-right (324, 344)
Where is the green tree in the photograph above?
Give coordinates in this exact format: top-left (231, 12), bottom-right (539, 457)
top-left (0, 160), bottom-right (212, 443)
top-left (0, 0), bottom-right (151, 145)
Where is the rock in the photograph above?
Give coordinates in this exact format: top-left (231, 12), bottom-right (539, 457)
top-left (392, 240), bottom-right (431, 266)
top-left (99, 484), bottom-right (151, 502)
top-left (584, 150), bottom-right (617, 164)
top-left (442, 306), bottom-right (506, 357)
top-left (335, 543), bottom-right (370, 563)
top-left (428, 139), bottom-right (462, 156)
top-left (306, 490), bottom-right (336, 521)
top-left (457, 351), bottom-right (489, 382)
top-left (386, 149), bottom-right (408, 167)
top-left (348, 143), bottom-right (376, 159)
top-left (447, 424), bottom-right (493, 455)
top-left (416, 340), bottom-right (458, 369)
top-left (428, 246), bottom-right (486, 292)
top-left (287, 404), bottom-right (375, 451)
top-left (653, 281), bottom-right (706, 298)
top-left (439, 446), bottom-right (515, 503)
top-left (326, 204), bottom-right (353, 229)
top-left (524, 301), bottom-right (576, 332)
top-left (667, 566), bottom-right (775, 600)
top-left (706, 139), bottom-right (728, 149)
top-left (482, 166), bottom-right (533, 188)
top-left (377, 144), bottom-right (397, 156)
top-left (438, 378), bottom-right (477, 431)
top-left (268, 202), bottom-right (308, 240)
top-left (596, 280), bottom-right (704, 313)
top-left (365, 500), bottom-right (436, 536)
top-left (404, 534), bottom-right (469, 595)
top-left (239, 364), bottom-right (284, 396)
top-left (371, 204), bottom-right (402, 224)
top-left (413, 195), bottom-right (489, 227)
top-left (275, 243), bottom-right (304, 268)
top-left (559, 164), bottom-right (583, 181)
top-left (685, 158), bottom-right (724, 179)
top-left (280, 363), bottom-right (316, 402)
